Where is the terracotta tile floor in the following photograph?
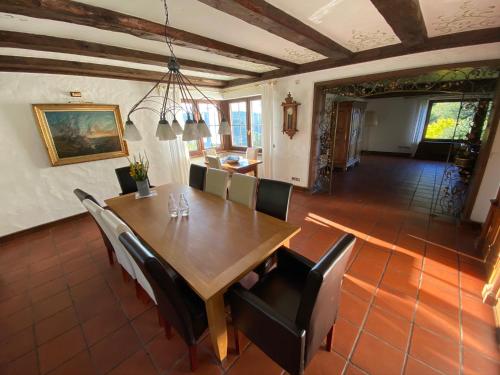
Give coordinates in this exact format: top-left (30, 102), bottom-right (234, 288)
top-left (0, 156), bottom-right (498, 375)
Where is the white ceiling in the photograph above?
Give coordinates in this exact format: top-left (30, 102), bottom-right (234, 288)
top-left (420, 0), bottom-right (500, 37)
top-left (0, 0), bottom-right (498, 85)
top-left (78, 0), bottom-right (327, 64)
top-left (266, 0), bottom-right (401, 52)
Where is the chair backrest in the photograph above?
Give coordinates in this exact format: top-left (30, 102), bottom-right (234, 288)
top-left (206, 155), bottom-right (222, 169)
top-left (205, 168), bottom-right (229, 199)
top-left (73, 188), bottom-right (99, 205)
top-left (82, 199), bottom-right (112, 238)
top-left (99, 209), bottom-right (136, 279)
top-left (119, 231), bottom-right (200, 345)
top-left (203, 149), bottom-right (217, 161)
top-left (295, 234), bottom-right (356, 365)
top-left (245, 147), bottom-right (258, 160)
top-left (255, 179), bottom-right (293, 221)
top-left (228, 173), bottom-right (257, 208)
top-left (189, 164), bottom-right (207, 191)
top-left (115, 166), bottom-right (137, 195)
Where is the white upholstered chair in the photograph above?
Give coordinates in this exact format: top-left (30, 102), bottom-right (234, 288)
top-left (100, 209), bottom-right (157, 304)
top-left (203, 148), bottom-right (217, 162)
top-left (245, 147), bottom-right (258, 160)
top-left (206, 155), bottom-right (222, 169)
top-left (205, 168), bottom-right (229, 199)
top-left (228, 173), bottom-right (258, 208)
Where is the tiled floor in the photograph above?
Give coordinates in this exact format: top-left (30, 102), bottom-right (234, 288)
top-left (0, 155), bottom-right (498, 375)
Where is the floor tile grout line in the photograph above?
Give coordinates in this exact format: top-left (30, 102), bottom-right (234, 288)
top-left (341, 234), bottom-right (397, 375)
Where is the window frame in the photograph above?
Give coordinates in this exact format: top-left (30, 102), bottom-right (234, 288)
top-left (421, 98), bottom-right (486, 142)
top-left (226, 95), bottom-right (262, 152)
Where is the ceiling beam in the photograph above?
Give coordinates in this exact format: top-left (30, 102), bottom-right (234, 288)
top-left (225, 27), bottom-right (500, 88)
top-left (0, 30), bottom-right (260, 79)
top-left (370, 0), bottom-right (427, 46)
top-left (0, 55), bottom-right (226, 87)
top-left (0, 0), bottom-right (297, 69)
top-left (197, 0), bottom-right (351, 59)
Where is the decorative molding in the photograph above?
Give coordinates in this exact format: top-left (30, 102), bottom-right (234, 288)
top-left (432, 0), bottom-right (500, 35)
top-left (280, 48), bottom-right (325, 64)
top-left (345, 30), bottom-right (399, 52)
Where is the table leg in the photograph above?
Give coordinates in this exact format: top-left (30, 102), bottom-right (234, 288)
top-left (205, 294), bottom-right (228, 363)
top-left (254, 165), bottom-right (258, 178)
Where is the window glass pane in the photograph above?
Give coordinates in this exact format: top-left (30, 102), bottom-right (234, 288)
top-left (230, 101), bottom-right (248, 147)
top-left (250, 99), bottom-right (262, 148)
top-left (179, 103), bottom-right (198, 151)
top-left (424, 101), bottom-right (474, 140)
top-left (198, 103), bottom-right (221, 149)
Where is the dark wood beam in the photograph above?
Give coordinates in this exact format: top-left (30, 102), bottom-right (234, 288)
top-left (225, 27), bottom-right (500, 87)
top-left (370, 0), bottom-right (427, 46)
top-left (0, 30), bottom-right (260, 79)
top-left (197, 0), bottom-right (351, 59)
top-left (0, 0), bottom-right (297, 69)
top-left (0, 55), bottom-right (226, 87)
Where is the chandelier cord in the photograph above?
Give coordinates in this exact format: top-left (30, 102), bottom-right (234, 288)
top-left (163, 0), bottom-right (176, 59)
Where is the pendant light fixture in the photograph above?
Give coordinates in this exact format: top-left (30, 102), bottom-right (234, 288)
top-left (124, 0), bottom-right (230, 142)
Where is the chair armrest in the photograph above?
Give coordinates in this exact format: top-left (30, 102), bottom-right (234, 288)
top-left (276, 247), bottom-right (314, 276)
top-left (230, 285), bottom-right (305, 374)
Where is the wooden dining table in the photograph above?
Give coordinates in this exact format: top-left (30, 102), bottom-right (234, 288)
top-left (105, 183), bottom-right (300, 363)
top-left (206, 157), bottom-right (263, 177)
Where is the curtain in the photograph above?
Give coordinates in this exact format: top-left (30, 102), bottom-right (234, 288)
top-left (159, 85), bottom-right (190, 184)
top-left (260, 81), bottom-right (277, 179)
top-left (410, 98), bottom-right (429, 156)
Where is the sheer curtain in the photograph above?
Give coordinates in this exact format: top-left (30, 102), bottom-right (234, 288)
top-left (410, 98), bottom-right (429, 156)
top-left (260, 81), bottom-right (277, 179)
top-left (159, 85), bottom-right (190, 184)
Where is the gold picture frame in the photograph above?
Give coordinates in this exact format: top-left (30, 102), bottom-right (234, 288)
top-left (32, 103), bottom-right (129, 166)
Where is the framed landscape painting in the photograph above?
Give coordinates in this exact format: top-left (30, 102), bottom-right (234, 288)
top-left (33, 104), bottom-right (128, 166)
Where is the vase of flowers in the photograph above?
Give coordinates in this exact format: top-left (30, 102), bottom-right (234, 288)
top-left (129, 152), bottom-right (151, 197)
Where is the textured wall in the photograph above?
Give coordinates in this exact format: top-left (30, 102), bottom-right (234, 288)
top-left (0, 72), bottom-right (189, 236)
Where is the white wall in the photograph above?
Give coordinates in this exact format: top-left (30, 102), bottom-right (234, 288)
top-left (0, 72), bottom-right (190, 237)
top-left (363, 97), bottom-right (421, 154)
top-left (471, 117), bottom-right (500, 222)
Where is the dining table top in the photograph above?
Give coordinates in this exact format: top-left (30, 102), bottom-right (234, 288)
top-left (105, 183), bottom-right (300, 301)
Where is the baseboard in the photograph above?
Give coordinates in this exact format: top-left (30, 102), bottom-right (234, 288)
top-left (293, 185), bottom-right (310, 193)
top-left (361, 150), bottom-right (412, 158)
top-left (0, 212), bottom-right (90, 244)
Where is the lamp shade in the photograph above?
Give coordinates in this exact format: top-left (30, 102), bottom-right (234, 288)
top-left (364, 111), bottom-right (378, 127)
top-left (218, 117), bottom-right (231, 135)
top-left (123, 120), bottom-right (142, 141)
top-left (182, 118), bottom-right (199, 141)
top-left (197, 119), bottom-right (212, 138)
top-left (156, 119), bottom-right (177, 141)
top-left (171, 117), bottom-right (183, 135)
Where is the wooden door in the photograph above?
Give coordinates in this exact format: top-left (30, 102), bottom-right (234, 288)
top-left (334, 102), bottom-right (351, 166)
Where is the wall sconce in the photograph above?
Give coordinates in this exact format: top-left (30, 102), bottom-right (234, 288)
top-left (281, 92), bottom-right (300, 139)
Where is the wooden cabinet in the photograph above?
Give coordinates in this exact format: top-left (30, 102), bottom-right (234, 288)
top-left (332, 101), bottom-right (366, 170)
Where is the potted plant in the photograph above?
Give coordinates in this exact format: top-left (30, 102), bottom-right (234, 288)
top-left (129, 152), bottom-right (151, 197)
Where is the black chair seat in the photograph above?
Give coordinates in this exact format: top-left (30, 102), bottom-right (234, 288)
top-left (177, 281), bottom-right (208, 339)
top-left (251, 266), bottom-right (307, 322)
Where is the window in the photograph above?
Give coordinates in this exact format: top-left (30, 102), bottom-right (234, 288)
top-left (423, 99), bottom-right (491, 141)
top-left (230, 101), bottom-right (248, 147)
top-left (181, 101), bottom-right (222, 156)
top-left (228, 96), bottom-right (262, 150)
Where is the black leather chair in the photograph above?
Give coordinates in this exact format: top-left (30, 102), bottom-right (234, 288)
top-left (256, 179), bottom-right (293, 221)
top-left (115, 166), bottom-right (138, 195)
top-left (115, 166), bottom-right (153, 195)
top-left (118, 232), bottom-right (208, 371)
top-left (230, 234), bottom-right (356, 375)
top-left (254, 179), bottom-right (294, 275)
top-left (73, 188), bottom-right (114, 265)
top-left (189, 164), bottom-right (207, 191)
